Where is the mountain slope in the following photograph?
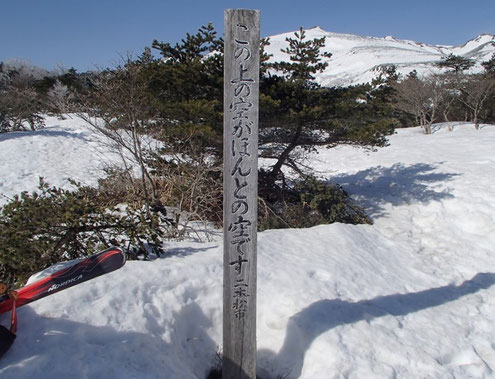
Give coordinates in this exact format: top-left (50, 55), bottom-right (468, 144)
top-left (265, 27), bottom-right (495, 87)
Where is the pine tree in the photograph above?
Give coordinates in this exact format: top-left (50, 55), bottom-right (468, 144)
top-left (436, 53), bottom-right (475, 74)
top-left (271, 27), bottom-right (332, 84)
top-left (260, 27), bottom-right (396, 190)
top-left (259, 28), bottom-right (332, 188)
top-left (149, 24), bottom-right (224, 155)
top-left (482, 53), bottom-right (495, 76)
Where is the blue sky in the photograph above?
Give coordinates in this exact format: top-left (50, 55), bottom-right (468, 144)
top-left (2, 0), bottom-right (494, 72)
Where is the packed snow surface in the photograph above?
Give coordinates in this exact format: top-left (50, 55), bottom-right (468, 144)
top-left (1, 117), bottom-right (495, 378)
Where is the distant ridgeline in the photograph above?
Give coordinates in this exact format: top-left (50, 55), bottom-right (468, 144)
top-left (264, 27), bottom-right (495, 87)
top-left (3, 29), bottom-right (493, 89)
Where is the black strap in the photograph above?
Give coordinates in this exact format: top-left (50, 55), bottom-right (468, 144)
top-left (0, 324), bottom-right (15, 359)
top-left (0, 296), bottom-right (17, 359)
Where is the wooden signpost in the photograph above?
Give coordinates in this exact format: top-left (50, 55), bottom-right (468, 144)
top-left (223, 9), bottom-right (260, 379)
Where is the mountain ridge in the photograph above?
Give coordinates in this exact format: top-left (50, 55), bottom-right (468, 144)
top-left (264, 27), bottom-right (495, 87)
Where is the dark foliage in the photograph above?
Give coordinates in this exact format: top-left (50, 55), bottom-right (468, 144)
top-left (150, 23), bottom-right (224, 156)
top-left (260, 28), bottom-right (397, 191)
top-left (482, 53), bottom-right (495, 76)
top-left (0, 179), bottom-right (168, 287)
top-left (0, 65), bottom-right (45, 132)
top-left (436, 53), bottom-right (475, 74)
top-left (259, 173), bottom-right (370, 231)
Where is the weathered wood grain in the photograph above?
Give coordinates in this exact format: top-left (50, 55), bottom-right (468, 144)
top-left (223, 8), bottom-right (260, 379)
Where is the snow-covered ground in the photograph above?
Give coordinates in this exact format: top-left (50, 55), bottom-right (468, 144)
top-left (1, 117), bottom-right (495, 378)
top-left (0, 116), bottom-right (123, 204)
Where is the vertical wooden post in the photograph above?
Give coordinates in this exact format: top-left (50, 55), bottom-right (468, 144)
top-left (223, 9), bottom-right (260, 379)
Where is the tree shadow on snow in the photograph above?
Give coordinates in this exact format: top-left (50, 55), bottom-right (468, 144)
top-left (258, 272), bottom-right (495, 378)
top-left (0, 127), bottom-right (91, 143)
top-left (162, 244), bottom-right (219, 259)
top-left (331, 162), bottom-right (460, 219)
top-left (0, 302), bottom-right (218, 379)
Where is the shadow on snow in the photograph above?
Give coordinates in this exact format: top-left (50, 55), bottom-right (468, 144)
top-left (331, 162), bottom-right (460, 219)
top-left (0, 302), bottom-right (217, 379)
top-left (164, 245), bottom-right (219, 259)
top-left (3, 272), bottom-right (494, 378)
top-left (0, 127), bottom-right (91, 143)
top-left (258, 272), bottom-right (495, 378)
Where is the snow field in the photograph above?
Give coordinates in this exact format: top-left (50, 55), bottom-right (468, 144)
top-left (0, 117), bottom-right (495, 378)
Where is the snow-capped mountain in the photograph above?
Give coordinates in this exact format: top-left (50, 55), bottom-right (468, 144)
top-left (265, 27), bottom-right (495, 87)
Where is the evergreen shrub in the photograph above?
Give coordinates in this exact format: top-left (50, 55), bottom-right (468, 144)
top-left (258, 173), bottom-right (370, 231)
top-left (0, 178), bottom-right (167, 287)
